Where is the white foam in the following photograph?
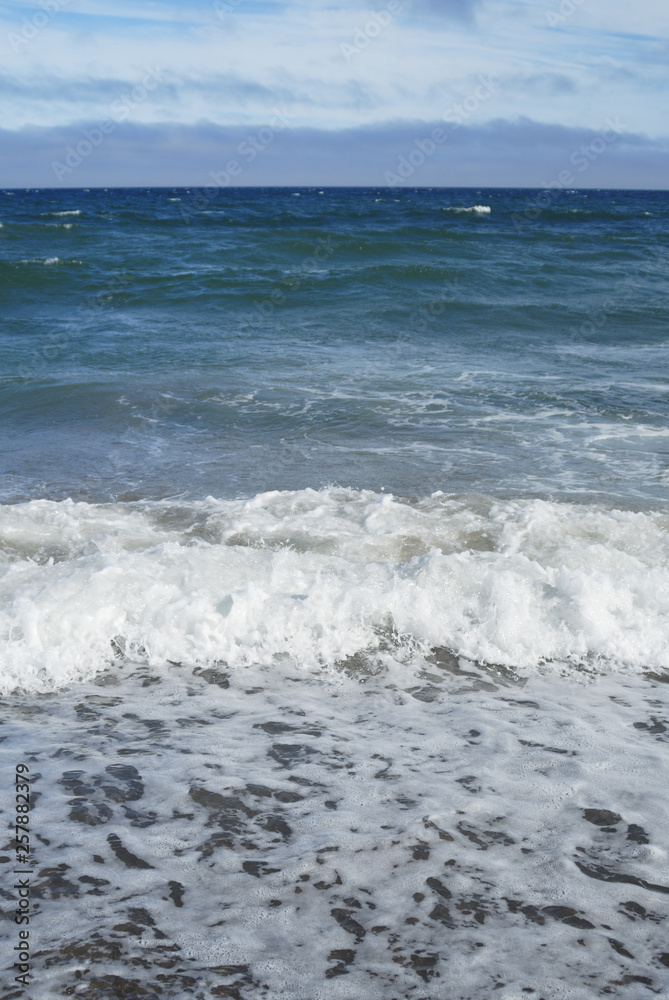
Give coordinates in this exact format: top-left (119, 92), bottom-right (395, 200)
top-left (1, 490), bottom-right (668, 693)
top-left (446, 205), bottom-right (491, 214)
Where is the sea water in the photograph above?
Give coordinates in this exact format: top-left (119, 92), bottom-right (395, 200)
top-left (1, 187), bottom-right (668, 999)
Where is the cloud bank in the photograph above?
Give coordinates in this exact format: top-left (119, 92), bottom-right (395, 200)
top-left (1, 0), bottom-right (667, 187)
top-left (2, 118), bottom-right (667, 189)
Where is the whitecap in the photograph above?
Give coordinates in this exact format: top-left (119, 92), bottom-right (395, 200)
top-left (447, 205), bottom-right (491, 214)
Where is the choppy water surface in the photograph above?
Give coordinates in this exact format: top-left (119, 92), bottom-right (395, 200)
top-left (1, 188), bottom-right (668, 998)
top-left (1, 186), bottom-right (668, 504)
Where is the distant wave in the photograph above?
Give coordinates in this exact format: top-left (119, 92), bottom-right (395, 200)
top-left (15, 256), bottom-right (82, 266)
top-left (444, 205), bottom-right (492, 214)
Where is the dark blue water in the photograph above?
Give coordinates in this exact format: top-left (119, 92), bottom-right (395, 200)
top-left (1, 186), bottom-right (668, 504)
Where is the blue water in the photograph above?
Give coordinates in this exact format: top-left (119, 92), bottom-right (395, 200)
top-left (1, 186), bottom-right (668, 505)
top-left (2, 188), bottom-right (669, 999)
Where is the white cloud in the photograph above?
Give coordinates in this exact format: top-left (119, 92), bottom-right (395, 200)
top-left (0, 0), bottom-right (667, 183)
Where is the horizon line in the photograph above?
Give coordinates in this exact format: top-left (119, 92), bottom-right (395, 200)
top-left (4, 185), bottom-right (669, 193)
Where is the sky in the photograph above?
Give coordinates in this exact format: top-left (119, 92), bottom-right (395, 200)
top-left (0, 0), bottom-right (667, 187)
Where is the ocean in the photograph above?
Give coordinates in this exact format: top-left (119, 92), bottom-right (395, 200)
top-left (1, 186), bottom-right (668, 999)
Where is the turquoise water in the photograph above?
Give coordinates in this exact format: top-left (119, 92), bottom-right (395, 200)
top-left (2, 186), bottom-right (668, 504)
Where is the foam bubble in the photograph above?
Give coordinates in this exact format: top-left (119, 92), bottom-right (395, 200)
top-left (1, 490), bottom-right (668, 693)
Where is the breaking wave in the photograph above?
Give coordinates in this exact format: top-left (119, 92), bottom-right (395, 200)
top-left (1, 489), bottom-right (668, 693)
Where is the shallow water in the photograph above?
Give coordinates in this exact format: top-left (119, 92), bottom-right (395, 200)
top-left (2, 656), bottom-right (669, 999)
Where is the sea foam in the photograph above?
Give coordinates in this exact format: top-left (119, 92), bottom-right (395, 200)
top-left (1, 489), bottom-right (668, 693)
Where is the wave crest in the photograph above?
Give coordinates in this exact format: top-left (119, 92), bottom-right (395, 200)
top-left (1, 489), bottom-right (668, 692)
